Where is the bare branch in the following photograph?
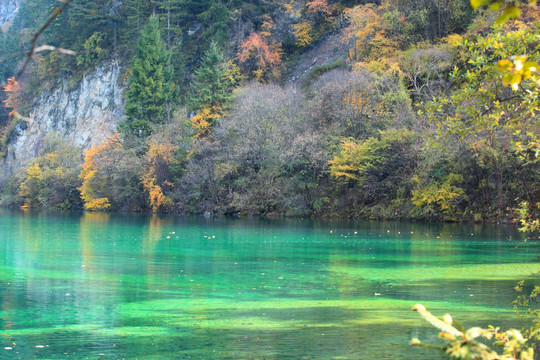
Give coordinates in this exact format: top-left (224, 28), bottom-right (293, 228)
top-left (33, 45), bottom-right (76, 55)
top-left (15, 0), bottom-right (75, 80)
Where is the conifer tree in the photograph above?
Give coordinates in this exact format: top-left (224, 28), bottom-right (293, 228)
top-left (188, 41), bottom-right (231, 113)
top-left (188, 41), bottom-right (234, 138)
top-left (122, 14), bottom-right (174, 137)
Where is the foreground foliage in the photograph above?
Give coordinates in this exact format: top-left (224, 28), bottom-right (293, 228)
top-left (411, 304), bottom-right (536, 360)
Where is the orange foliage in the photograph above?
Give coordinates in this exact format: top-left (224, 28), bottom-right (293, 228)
top-left (3, 77), bottom-right (22, 116)
top-left (238, 32), bottom-right (282, 81)
top-left (78, 135), bottom-right (120, 211)
top-left (142, 176), bottom-right (173, 212)
top-left (344, 5), bottom-right (381, 61)
top-left (142, 143), bottom-right (175, 212)
top-left (306, 0), bottom-right (332, 16)
top-left (343, 4), bottom-right (399, 65)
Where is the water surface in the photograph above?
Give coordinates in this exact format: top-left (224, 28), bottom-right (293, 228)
top-left (0, 210), bottom-right (538, 359)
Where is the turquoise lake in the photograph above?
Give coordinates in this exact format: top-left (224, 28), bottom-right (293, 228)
top-left (0, 210), bottom-right (538, 359)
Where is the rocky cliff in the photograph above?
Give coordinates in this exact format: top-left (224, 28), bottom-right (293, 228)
top-left (2, 62), bottom-right (125, 174)
top-left (0, 0), bottom-right (18, 31)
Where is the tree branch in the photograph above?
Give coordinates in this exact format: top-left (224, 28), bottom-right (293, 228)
top-left (15, 0), bottom-right (75, 80)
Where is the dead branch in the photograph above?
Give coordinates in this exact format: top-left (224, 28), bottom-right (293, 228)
top-left (15, 0), bottom-right (76, 80)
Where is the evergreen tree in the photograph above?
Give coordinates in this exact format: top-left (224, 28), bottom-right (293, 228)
top-left (197, 1), bottom-right (230, 49)
top-left (188, 41), bottom-right (232, 113)
top-left (188, 41), bottom-right (234, 138)
top-left (122, 15), bottom-right (174, 137)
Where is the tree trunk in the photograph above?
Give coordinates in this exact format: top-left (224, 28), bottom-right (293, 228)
top-left (113, 20), bottom-right (117, 51)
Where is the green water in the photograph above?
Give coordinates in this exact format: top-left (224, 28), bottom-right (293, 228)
top-left (0, 210), bottom-right (538, 359)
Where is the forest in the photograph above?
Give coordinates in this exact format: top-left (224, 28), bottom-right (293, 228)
top-left (0, 0), bottom-right (538, 225)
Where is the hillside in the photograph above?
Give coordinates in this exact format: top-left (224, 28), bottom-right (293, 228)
top-left (0, 0), bottom-right (538, 224)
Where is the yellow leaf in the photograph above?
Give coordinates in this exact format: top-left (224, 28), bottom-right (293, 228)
top-left (497, 59), bottom-right (513, 72)
top-left (470, 0), bottom-right (490, 9)
top-left (496, 5), bottom-right (521, 24)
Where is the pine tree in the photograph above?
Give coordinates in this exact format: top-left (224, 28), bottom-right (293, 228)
top-left (122, 15), bottom-right (174, 137)
top-left (197, 1), bottom-right (230, 49)
top-left (188, 41), bottom-right (231, 113)
top-left (188, 41), bottom-right (234, 138)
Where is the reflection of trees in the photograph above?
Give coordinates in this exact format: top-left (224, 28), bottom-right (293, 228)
top-left (143, 214), bottom-right (169, 294)
top-left (79, 212), bottom-right (110, 272)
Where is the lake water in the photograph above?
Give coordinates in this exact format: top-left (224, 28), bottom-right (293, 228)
top-left (0, 210), bottom-right (538, 359)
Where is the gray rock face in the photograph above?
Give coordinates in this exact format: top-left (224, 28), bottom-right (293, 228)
top-left (2, 62), bottom-right (126, 174)
top-left (0, 0), bottom-right (18, 30)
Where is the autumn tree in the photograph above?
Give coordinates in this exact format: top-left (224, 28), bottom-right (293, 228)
top-left (329, 128), bottom-right (420, 211)
top-left (141, 118), bottom-right (191, 213)
top-left (18, 133), bottom-right (82, 209)
top-left (2, 77), bottom-right (23, 118)
top-left (214, 83), bottom-right (308, 214)
top-left (292, 21), bottom-right (314, 48)
top-left (287, 0), bottom-right (334, 48)
top-left (400, 44), bottom-right (455, 102)
top-left (238, 32), bottom-right (282, 81)
top-left (426, 17), bottom-right (540, 213)
top-left (79, 136), bottom-right (145, 211)
top-left (141, 143), bottom-right (175, 212)
top-left (343, 4), bottom-right (398, 64)
top-left (310, 69), bottom-right (413, 139)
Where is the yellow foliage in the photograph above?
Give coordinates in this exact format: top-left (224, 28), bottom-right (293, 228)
top-left (329, 139), bottom-right (367, 181)
top-left (192, 106), bottom-right (221, 139)
top-left (147, 143), bottom-right (174, 165)
top-left (343, 5), bottom-right (380, 61)
top-left (79, 135), bottom-right (121, 210)
top-left (260, 14), bottom-right (275, 39)
top-left (343, 4), bottom-right (400, 63)
top-left (342, 88), bottom-right (384, 117)
top-left (412, 174), bottom-right (466, 217)
top-left (141, 142), bottom-right (176, 213)
top-left (306, 0), bottom-right (332, 15)
top-left (142, 176), bottom-right (173, 213)
top-left (498, 55), bottom-right (539, 91)
top-left (19, 163), bottom-right (42, 208)
top-left (26, 163), bottom-right (42, 179)
top-left (284, 2), bottom-right (301, 17)
top-left (353, 59), bottom-right (403, 77)
top-left (85, 198), bottom-right (111, 211)
top-left (444, 34), bottom-right (464, 47)
top-left (293, 21), bottom-right (313, 47)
